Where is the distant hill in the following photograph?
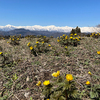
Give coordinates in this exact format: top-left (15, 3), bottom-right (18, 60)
top-left (0, 28), bottom-right (92, 38)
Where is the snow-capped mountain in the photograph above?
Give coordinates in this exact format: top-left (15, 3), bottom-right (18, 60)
top-left (0, 24), bottom-right (100, 33)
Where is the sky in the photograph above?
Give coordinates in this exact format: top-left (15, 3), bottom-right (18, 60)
top-left (0, 0), bottom-right (100, 28)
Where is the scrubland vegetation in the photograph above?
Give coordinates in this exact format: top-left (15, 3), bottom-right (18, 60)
top-left (0, 32), bottom-right (100, 100)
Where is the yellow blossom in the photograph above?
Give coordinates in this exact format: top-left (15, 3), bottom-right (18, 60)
top-left (0, 52), bottom-right (3, 55)
top-left (36, 41), bottom-right (39, 44)
top-left (74, 33), bottom-right (77, 36)
top-left (17, 38), bottom-right (19, 40)
top-left (86, 81), bottom-right (90, 85)
top-left (70, 37), bottom-right (73, 39)
top-left (97, 51), bottom-right (100, 54)
top-left (88, 71), bottom-right (92, 75)
top-left (57, 39), bottom-right (60, 42)
top-left (12, 39), bottom-right (14, 41)
top-left (42, 41), bottom-right (44, 44)
top-left (63, 34), bottom-right (65, 36)
top-left (52, 72), bottom-right (58, 77)
top-left (65, 36), bottom-right (68, 39)
top-left (34, 45), bottom-right (37, 47)
top-left (65, 46), bottom-right (67, 49)
top-left (30, 46), bottom-right (33, 50)
top-left (77, 39), bottom-right (80, 41)
top-left (78, 37), bottom-right (81, 38)
top-left (43, 80), bottom-right (50, 86)
top-left (71, 34), bottom-right (73, 36)
top-left (73, 38), bottom-right (75, 40)
top-left (36, 81), bottom-right (41, 86)
top-left (48, 44), bottom-right (51, 46)
top-left (27, 42), bottom-right (30, 46)
top-left (56, 71), bottom-right (60, 76)
top-left (66, 74), bottom-right (73, 81)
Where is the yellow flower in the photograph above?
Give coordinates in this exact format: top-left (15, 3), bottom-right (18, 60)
top-left (74, 33), bottom-right (77, 36)
top-left (52, 72), bottom-right (58, 77)
top-left (86, 81), bottom-right (90, 85)
top-left (9, 38), bottom-right (11, 40)
top-left (66, 74), bottom-right (73, 81)
top-left (52, 71), bottom-right (60, 77)
top-left (71, 34), bottom-right (73, 36)
top-left (30, 46), bottom-right (33, 50)
top-left (75, 37), bottom-right (78, 40)
top-left (0, 52), bottom-right (3, 55)
top-left (36, 41), bottom-right (39, 44)
top-left (7, 42), bottom-right (9, 43)
top-left (73, 38), bottom-right (75, 40)
top-left (34, 45), bottom-right (37, 47)
top-left (42, 41), bottom-right (44, 44)
top-left (36, 81), bottom-right (41, 86)
top-left (44, 36), bottom-right (46, 38)
top-left (43, 80), bottom-right (50, 86)
top-left (56, 71), bottom-right (60, 76)
top-left (46, 99), bottom-right (49, 100)
top-left (70, 37), bottom-right (73, 39)
top-left (77, 39), bottom-right (80, 41)
top-left (95, 34), bottom-right (98, 35)
top-left (27, 42), bottom-right (30, 46)
top-left (88, 71), bottom-right (92, 75)
top-left (97, 51), bottom-right (100, 54)
top-left (65, 36), bottom-right (68, 39)
top-left (63, 34), bottom-right (65, 36)
top-left (12, 39), bottom-right (14, 41)
top-left (78, 37), bottom-right (81, 38)
top-left (57, 39), bottom-right (60, 42)
top-left (48, 44), bottom-right (51, 46)
top-left (99, 33), bottom-right (100, 35)
top-left (17, 38), bottom-right (19, 40)
top-left (65, 46), bottom-right (67, 49)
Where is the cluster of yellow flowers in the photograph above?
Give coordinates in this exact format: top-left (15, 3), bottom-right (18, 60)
top-left (52, 71), bottom-right (60, 77)
top-left (36, 71), bottom-right (74, 87)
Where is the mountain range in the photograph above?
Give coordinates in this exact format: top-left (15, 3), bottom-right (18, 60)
top-left (0, 24), bottom-right (100, 38)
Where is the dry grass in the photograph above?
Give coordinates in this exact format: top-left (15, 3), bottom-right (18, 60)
top-left (0, 36), bottom-right (100, 100)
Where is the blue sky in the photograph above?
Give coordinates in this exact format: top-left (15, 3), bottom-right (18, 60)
top-left (0, 0), bottom-right (100, 27)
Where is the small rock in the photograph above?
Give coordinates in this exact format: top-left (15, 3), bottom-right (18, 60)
top-left (24, 92), bottom-right (30, 98)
